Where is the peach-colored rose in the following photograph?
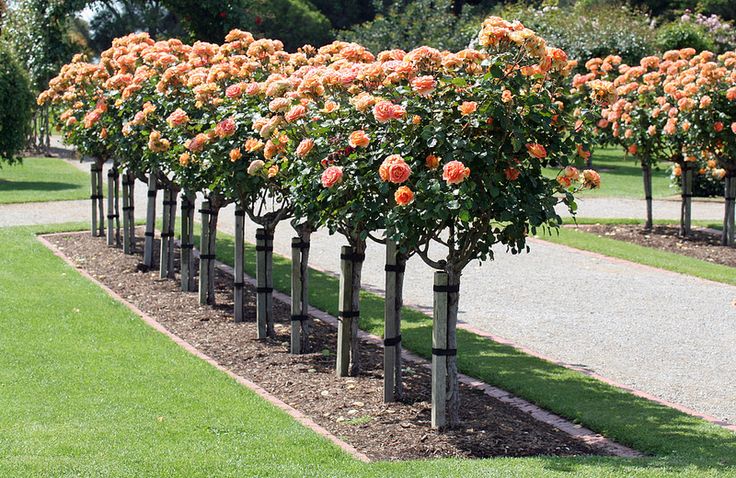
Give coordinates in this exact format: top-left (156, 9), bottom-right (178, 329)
top-left (267, 165), bottom-right (279, 178)
top-left (526, 143), bottom-right (547, 159)
top-left (179, 152), bottom-right (191, 166)
top-left (285, 104), bottom-right (306, 122)
top-left (348, 130), bottom-right (370, 148)
top-left (459, 101), bottom-right (477, 116)
top-left (321, 166), bottom-right (343, 188)
top-left (394, 186), bottom-right (414, 206)
top-left (583, 169), bottom-right (601, 189)
top-left (557, 175), bottom-right (572, 188)
top-left (296, 138), bottom-right (314, 157)
top-left (412, 115), bottom-right (421, 125)
top-left (226, 83), bottom-right (243, 98)
top-left (245, 138), bottom-right (264, 152)
top-left (627, 144), bottom-right (638, 155)
top-left (148, 130), bottom-right (170, 152)
top-left (373, 101), bottom-right (405, 123)
top-left (501, 90), bottom-right (513, 103)
top-left (215, 118), bottom-right (237, 138)
top-left (229, 148), bottom-right (242, 162)
top-left (563, 166), bottom-right (579, 180)
top-left (411, 75), bottom-right (436, 96)
top-left (731, 122), bottom-right (736, 134)
top-left (247, 159), bottom-right (265, 175)
top-left (100, 128), bottom-right (108, 140)
top-left (504, 167), bottom-right (520, 181)
top-left (322, 100), bottom-right (339, 113)
top-left (379, 155), bottom-right (411, 184)
top-left (186, 133), bottom-right (209, 152)
top-left (576, 144), bottom-right (591, 159)
top-left (166, 108), bottom-right (189, 127)
top-left (425, 154), bottom-right (440, 170)
top-left (442, 160), bottom-right (470, 185)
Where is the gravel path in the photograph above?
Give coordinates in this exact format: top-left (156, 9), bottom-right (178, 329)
top-left (2, 144), bottom-right (735, 426)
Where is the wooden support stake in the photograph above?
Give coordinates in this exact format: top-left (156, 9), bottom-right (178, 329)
top-left (90, 163), bottom-right (98, 237)
top-left (166, 190), bottom-right (177, 278)
top-left (290, 231), bottom-right (311, 354)
top-left (234, 206), bottom-right (245, 322)
top-left (159, 188), bottom-right (170, 279)
top-left (431, 271), bottom-right (448, 429)
top-left (255, 228), bottom-right (275, 338)
top-left (113, 166), bottom-right (121, 247)
top-left (121, 171), bottom-right (132, 254)
top-left (180, 191), bottom-right (195, 291)
top-left (680, 162), bottom-right (693, 237)
top-left (383, 240), bottom-right (404, 402)
top-left (199, 200), bottom-right (211, 305)
top-left (96, 165), bottom-right (105, 237)
top-left (642, 163), bottom-right (653, 230)
top-left (336, 245), bottom-right (354, 377)
top-left (143, 172), bottom-right (157, 268)
top-left (107, 168), bottom-right (115, 246)
top-left (206, 206), bottom-right (219, 305)
top-left (723, 174), bottom-right (736, 247)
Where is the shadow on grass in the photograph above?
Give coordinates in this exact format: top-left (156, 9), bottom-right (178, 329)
top-left (0, 179), bottom-right (82, 192)
top-left (183, 226), bottom-right (736, 473)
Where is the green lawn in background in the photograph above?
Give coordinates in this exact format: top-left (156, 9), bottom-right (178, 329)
top-left (540, 218), bottom-right (736, 286)
top-left (544, 147), bottom-right (674, 199)
top-left (0, 157), bottom-right (90, 204)
top-left (2, 222), bottom-right (735, 477)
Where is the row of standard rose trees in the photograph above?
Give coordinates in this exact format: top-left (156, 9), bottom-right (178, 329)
top-left (39, 16), bottom-right (601, 429)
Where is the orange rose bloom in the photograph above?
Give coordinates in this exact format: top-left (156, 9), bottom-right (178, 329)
top-left (349, 130), bottom-right (370, 148)
top-left (504, 167), bottom-right (520, 181)
top-left (526, 143), bottom-right (547, 159)
top-left (296, 138), bottom-right (314, 157)
top-left (321, 166), bottom-right (343, 188)
top-left (179, 152), bottom-right (191, 166)
top-left (627, 144), bottom-right (638, 155)
top-left (394, 186), bottom-right (414, 206)
top-left (459, 101), bottom-right (477, 115)
top-left (379, 154), bottom-right (411, 183)
top-left (577, 144), bottom-right (591, 159)
top-left (583, 169), bottom-right (601, 189)
top-left (411, 75), bottom-right (436, 96)
top-left (245, 138), bottom-right (264, 152)
top-left (442, 160), bottom-right (470, 185)
top-left (322, 100), bottom-right (339, 113)
top-left (267, 165), bottom-right (279, 178)
top-left (215, 118), bottom-right (237, 138)
top-left (425, 154), bottom-right (440, 170)
top-left (285, 105), bottom-right (306, 122)
top-left (714, 122), bottom-right (724, 132)
top-left (373, 101), bottom-right (406, 123)
top-left (412, 115), bottom-right (422, 125)
top-left (167, 108), bottom-right (189, 127)
top-left (229, 148), bottom-right (242, 162)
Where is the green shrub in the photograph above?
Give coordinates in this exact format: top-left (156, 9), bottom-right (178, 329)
top-left (0, 45), bottom-right (33, 164)
top-left (495, 2), bottom-right (656, 67)
top-left (656, 20), bottom-right (716, 52)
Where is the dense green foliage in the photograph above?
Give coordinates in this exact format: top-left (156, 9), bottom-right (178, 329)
top-left (656, 19), bottom-right (716, 51)
top-left (0, 46), bottom-right (33, 163)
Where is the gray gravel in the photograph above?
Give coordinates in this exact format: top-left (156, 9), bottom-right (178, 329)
top-left (2, 145), bottom-right (735, 426)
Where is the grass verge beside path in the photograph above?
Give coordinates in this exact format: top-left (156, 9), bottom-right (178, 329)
top-left (539, 218), bottom-right (736, 286)
top-left (2, 222), bottom-right (735, 476)
top-left (0, 157), bottom-right (90, 204)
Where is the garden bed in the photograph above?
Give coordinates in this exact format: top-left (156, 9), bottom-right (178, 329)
top-left (45, 230), bottom-right (607, 461)
top-left (572, 224), bottom-right (736, 268)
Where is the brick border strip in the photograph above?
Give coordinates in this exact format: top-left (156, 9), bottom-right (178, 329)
top-left (197, 247), bottom-right (643, 458)
top-left (36, 233), bottom-right (371, 464)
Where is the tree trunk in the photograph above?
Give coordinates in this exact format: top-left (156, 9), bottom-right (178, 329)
top-left (106, 166), bottom-right (117, 246)
top-left (432, 270), bottom-right (460, 429)
top-left (159, 186), bottom-right (177, 279)
top-left (680, 161), bottom-right (693, 237)
top-left (198, 200), bottom-right (219, 305)
top-left (256, 227), bottom-right (275, 338)
top-left (233, 205), bottom-right (245, 322)
top-left (383, 240), bottom-right (405, 402)
top-left (290, 227), bottom-right (312, 354)
top-left (121, 170), bottom-right (134, 254)
top-left (337, 244), bottom-right (365, 377)
top-left (96, 163), bottom-right (105, 238)
top-left (723, 173), bottom-right (736, 247)
top-left (90, 163), bottom-right (99, 237)
top-left (143, 172), bottom-right (158, 268)
top-left (180, 191), bottom-right (195, 291)
top-left (642, 163), bottom-right (653, 230)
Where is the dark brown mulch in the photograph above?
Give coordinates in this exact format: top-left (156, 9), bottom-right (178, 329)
top-left (573, 224), bottom-right (736, 268)
top-left (45, 230), bottom-right (606, 461)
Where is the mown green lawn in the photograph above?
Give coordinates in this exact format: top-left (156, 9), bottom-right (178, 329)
top-left (1, 222), bottom-right (735, 477)
top-left (0, 157), bottom-right (90, 204)
top-left (539, 218), bottom-right (736, 286)
top-left (545, 147), bottom-right (674, 199)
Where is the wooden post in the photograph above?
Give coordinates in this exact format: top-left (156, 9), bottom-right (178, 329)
top-left (642, 163), bottom-right (653, 230)
top-left (121, 170), bottom-right (132, 254)
top-left (198, 200), bottom-right (211, 305)
top-left (383, 240), bottom-right (404, 402)
top-left (159, 188), bottom-right (170, 279)
top-left (96, 164), bottom-right (105, 238)
top-left (166, 189), bottom-right (177, 278)
top-left (234, 206), bottom-right (245, 322)
top-left (143, 172), bottom-right (157, 268)
top-left (206, 206), bottom-right (219, 305)
top-left (90, 163), bottom-right (99, 237)
top-left (432, 270), bottom-right (460, 429)
top-left (255, 228), bottom-right (275, 338)
top-left (107, 167), bottom-right (115, 246)
top-left (723, 173), bottom-right (736, 247)
top-left (337, 246), bottom-right (354, 377)
top-left (113, 165), bottom-right (121, 247)
top-left (290, 230), bottom-right (311, 354)
top-left (680, 161), bottom-right (693, 237)
top-left (180, 191), bottom-right (195, 291)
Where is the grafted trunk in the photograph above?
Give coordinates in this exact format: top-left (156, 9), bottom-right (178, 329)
top-left (383, 240), bottom-right (405, 402)
top-left (723, 172), bottom-right (736, 247)
top-left (256, 227), bottom-right (275, 338)
top-left (431, 270), bottom-right (461, 429)
top-left (290, 226), bottom-right (312, 354)
top-left (642, 163), bottom-right (653, 230)
top-left (337, 243), bottom-right (365, 377)
top-left (180, 191), bottom-right (195, 291)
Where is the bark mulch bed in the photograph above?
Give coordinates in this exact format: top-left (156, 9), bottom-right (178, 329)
top-left (45, 231), bottom-right (608, 461)
top-left (572, 224), bottom-right (736, 268)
